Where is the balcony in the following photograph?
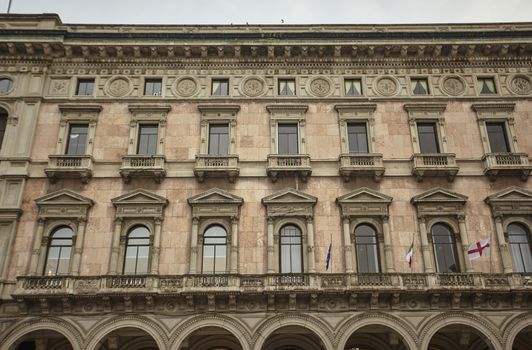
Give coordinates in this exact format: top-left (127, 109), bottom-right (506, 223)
top-left (193, 154), bottom-right (239, 183)
top-left (44, 155), bottom-right (94, 184)
top-left (119, 155), bottom-right (166, 183)
top-left (339, 153), bottom-right (385, 182)
top-left (266, 154), bottom-right (312, 182)
top-left (482, 153), bottom-right (531, 181)
top-left (411, 153), bottom-right (459, 182)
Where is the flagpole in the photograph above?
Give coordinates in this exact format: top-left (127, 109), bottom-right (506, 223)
top-left (410, 231), bottom-right (414, 273)
top-left (330, 233), bottom-right (333, 273)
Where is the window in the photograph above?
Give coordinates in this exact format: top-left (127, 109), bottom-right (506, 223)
top-left (432, 223), bottom-right (460, 273)
top-left (202, 225), bottom-right (228, 274)
top-left (208, 124), bottom-right (229, 155)
top-left (278, 79), bottom-right (296, 96)
top-left (508, 223), bottom-right (532, 273)
top-left (417, 122), bottom-right (440, 153)
top-left (0, 109), bottom-right (7, 149)
top-left (486, 122), bottom-right (510, 153)
top-left (278, 124), bottom-right (299, 154)
top-left (478, 77), bottom-right (497, 95)
top-left (347, 123), bottom-right (369, 153)
top-left (65, 124), bottom-right (88, 155)
top-left (44, 226), bottom-right (74, 276)
top-left (411, 78), bottom-right (429, 95)
top-left (0, 78), bottom-right (13, 93)
top-left (345, 79), bottom-right (362, 96)
top-left (144, 78), bottom-right (162, 96)
top-left (211, 79), bottom-right (229, 96)
top-left (137, 124), bottom-right (158, 155)
top-left (280, 224), bottom-right (303, 273)
top-left (354, 224), bottom-right (380, 273)
top-left (123, 225), bottom-right (150, 275)
top-left (76, 78), bottom-right (95, 96)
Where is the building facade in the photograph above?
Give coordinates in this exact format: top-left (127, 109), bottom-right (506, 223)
top-left (0, 14), bottom-right (531, 350)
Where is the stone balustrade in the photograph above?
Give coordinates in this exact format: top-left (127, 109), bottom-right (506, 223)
top-left (119, 154), bottom-right (166, 183)
top-left (411, 153), bottom-right (459, 182)
top-left (45, 154), bottom-right (94, 183)
top-left (338, 153), bottom-right (385, 182)
top-left (266, 154), bottom-right (312, 182)
top-left (193, 154), bottom-right (239, 183)
top-left (482, 152), bottom-right (531, 181)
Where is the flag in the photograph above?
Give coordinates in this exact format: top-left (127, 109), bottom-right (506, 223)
top-left (325, 241), bottom-right (332, 271)
top-left (467, 238), bottom-right (490, 260)
top-left (405, 241), bottom-right (414, 268)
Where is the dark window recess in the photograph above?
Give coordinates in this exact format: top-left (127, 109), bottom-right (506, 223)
top-left (417, 122), bottom-right (440, 153)
top-left (0, 78), bottom-right (13, 93)
top-left (65, 124), bottom-right (88, 155)
top-left (123, 226), bottom-right (150, 275)
top-left (137, 124), bottom-right (158, 155)
top-left (44, 226), bottom-right (73, 276)
top-left (280, 224), bottom-right (303, 273)
top-left (279, 79), bottom-right (296, 96)
top-left (411, 78), bottom-right (429, 95)
top-left (347, 123), bottom-right (369, 153)
top-left (486, 122), bottom-right (510, 153)
top-left (354, 224), bottom-right (380, 273)
top-left (144, 79), bottom-right (162, 96)
top-left (212, 79), bottom-right (229, 96)
top-left (478, 78), bottom-right (497, 94)
top-left (278, 124), bottom-right (299, 154)
top-left (345, 79), bottom-right (362, 96)
top-left (202, 225), bottom-right (227, 274)
top-left (76, 79), bottom-right (94, 96)
top-left (208, 124), bottom-right (229, 155)
top-left (508, 223), bottom-right (532, 273)
top-left (0, 111), bottom-right (7, 149)
top-left (432, 223), bottom-right (460, 273)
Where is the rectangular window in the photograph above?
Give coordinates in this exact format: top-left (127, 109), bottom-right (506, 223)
top-left (278, 79), bottom-right (296, 96)
top-left (486, 122), bottom-right (510, 153)
top-left (345, 79), bottom-right (363, 96)
top-left (411, 78), bottom-right (429, 95)
top-left (278, 124), bottom-right (299, 154)
top-left (144, 79), bottom-right (162, 96)
top-left (478, 77), bottom-right (497, 95)
top-left (417, 122), bottom-right (440, 153)
top-left (208, 124), bottom-right (229, 155)
top-left (76, 79), bottom-right (94, 96)
top-left (211, 79), bottom-right (229, 96)
top-left (65, 124), bottom-right (88, 155)
top-left (137, 124), bottom-right (158, 155)
top-left (347, 123), bottom-right (369, 153)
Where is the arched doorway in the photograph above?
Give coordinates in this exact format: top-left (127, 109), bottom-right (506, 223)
top-left (178, 326), bottom-right (243, 350)
top-left (261, 325), bottom-right (327, 350)
top-left (343, 325), bottom-right (410, 350)
top-left (428, 325), bottom-right (494, 350)
top-left (93, 327), bottom-right (159, 350)
top-left (511, 325), bottom-right (532, 350)
top-left (11, 330), bottom-right (74, 350)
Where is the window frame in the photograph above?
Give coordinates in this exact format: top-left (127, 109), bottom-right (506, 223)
top-left (335, 103), bottom-right (377, 155)
top-left (55, 104), bottom-right (101, 157)
top-left (352, 221), bottom-right (382, 273)
top-left (476, 76), bottom-right (499, 96)
top-left (266, 105), bottom-right (308, 155)
top-left (405, 103), bottom-right (449, 154)
top-left (409, 76), bottom-right (431, 96)
top-left (65, 123), bottom-right (89, 156)
top-left (211, 78), bottom-right (230, 97)
top-left (197, 104), bottom-right (239, 156)
top-left (122, 224), bottom-right (152, 275)
top-left (430, 222), bottom-right (461, 273)
top-left (506, 222), bottom-right (532, 273)
top-left (75, 78), bottom-right (96, 97)
top-left (277, 77), bottom-right (297, 97)
top-left (200, 223), bottom-right (230, 274)
top-left (279, 223), bottom-right (304, 274)
top-left (43, 225), bottom-right (75, 276)
top-left (126, 104), bottom-right (170, 156)
top-left (143, 77), bottom-right (163, 97)
top-left (344, 78), bottom-right (364, 97)
top-left (473, 103), bottom-right (520, 154)
top-left (0, 107), bottom-right (8, 151)
top-left (136, 123), bottom-right (159, 155)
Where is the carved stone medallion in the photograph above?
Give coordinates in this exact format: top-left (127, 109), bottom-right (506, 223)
top-left (49, 79), bottom-right (69, 96)
top-left (106, 77), bottom-right (131, 97)
top-left (175, 77), bottom-right (198, 97)
top-left (242, 77), bottom-right (265, 97)
top-left (509, 75), bottom-right (532, 95)
top-left (375, 77), bottom-right (398, 96)
top-left (309, 77), bottom-right (331, 97)
top-left (441, 76), bottom-right (466, 96)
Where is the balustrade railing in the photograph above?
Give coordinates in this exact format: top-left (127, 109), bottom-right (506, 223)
top-left (482, 152), bottom-right (530, 168)
top-left (267, 154), bottom-right (311, 168)
top-left (412, 153), bottom-right (457, 168)
top-left (48, 155), bottom-right (93, 168)
top-left (121, 155), bottom-right (165, 169)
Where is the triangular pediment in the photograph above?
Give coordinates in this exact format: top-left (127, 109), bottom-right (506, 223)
top-left (188, 188), bottom-right (243, 205)
top-left (35, 189), bottom-right (94, 207)
top-left (337, 187), bottom-right (392, 204)
top-left (111, 189), bottom-right (168, 206)
top-left (262, 188), bottom-right (317, 205)
top-left (411, 187), bottom-right (467, 204)
top-left (486, 186), bottom-right (532, 204)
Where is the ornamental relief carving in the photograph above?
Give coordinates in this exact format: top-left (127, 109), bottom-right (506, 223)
top-left (175, 77), bottom-right (199, 97)
top-left (374, 76), bottom-right (399, 96)
top-left (308, 77), bottom-right (332, 97)
top-left (241, 76), bottom-right (266, 97)
top-left (49, 79), bottom-right (69, 96)
top-left (105, 76), bottom-right (132, 97)
top-left (441, 75), bottom-right (466, 96)
top-left (509, 75), bottom-right (532, 95)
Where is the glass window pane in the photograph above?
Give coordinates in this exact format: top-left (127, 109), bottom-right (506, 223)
top-left (137, 124), bottom-right (158, 155)
top-left (76, 79), bottom-right (94, 95)
top-left (66, 124), bottom-right (88, 155)
top-left (508, 223), bottom-right (532, 273)
top-left (347, 123), bottom-right (369, 153)
top-left (479, 78), bottom-right (497, 94)
top-left (279, 79), bottom-right (295, 96)
top-left (212, 79), bottom-right (229, 96)
top-left (417, 123), bottom-right (440, 153)
top-left (486, 122), bottom-right (510, 153)
top-left (144, 79), bottom-right (162, 96)
top-left (411, 78), bottom-right (429, 95)
top-left (290, 245), bottom-right (302, 273)
top-left (345, 79), bottom-right (362, 96)
top-left (208, 124), bottom-right (229, 155)
top-left (0, 79), bottom-right (13, 93)
top-left (432, 224), bottom-right (459, 273)
top-left (0, 112), bottom-right (6, 149)
top-left (278, 124), bottom-right (298, 154)
top-left (135, 246), bottom-right (149, 274)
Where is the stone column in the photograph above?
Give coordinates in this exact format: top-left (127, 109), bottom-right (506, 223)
top-left (230, 217), bottom-right (239, 274)
top-left (108, 218), bottom-right (123, 275)
top-left (342, 217), bottom-right (354, 273)
top-left (151, 217), bottom-right (162, 274)
top-left (71, 218), bottom-right (87, 275)
top-left (29, 218), bottom-right (45, 275)
top-left (495, 216), bottom-right (513, 273)
top-left (458, 216), bottom-right (473, 272)
top-left (267, 217), bottom-right (275, 273)
top-left (306, 217), bottom-right (316, 273)
top-left (382, 216), bottom-right (395, 273)
top-left (418, 216), bottom-right (434, 273)
top-left (189, 217), bottom-right (199, 274)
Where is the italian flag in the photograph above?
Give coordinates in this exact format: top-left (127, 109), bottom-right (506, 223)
top-left (405, 241), bottom-right (414, 268)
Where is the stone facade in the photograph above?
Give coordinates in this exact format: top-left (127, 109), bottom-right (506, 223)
top-left (0, 14), bottom-right (530, 350)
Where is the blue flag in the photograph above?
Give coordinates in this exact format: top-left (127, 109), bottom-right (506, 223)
top-left (325, 241), bottom-right (332, 271)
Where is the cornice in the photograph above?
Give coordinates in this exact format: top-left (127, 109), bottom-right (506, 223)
top-left (404, 103), bottom-right (447, 113)
top-left (471, 102), bottom-right (516, 112)
top-left (266, 104), bottom-right (309, 113)
top-left (197, 104), bottom-right (240, 114)
top-left (128, 104), bottom-right (171, 114)
top-left (58, 103), bottom-right (103, 114)
top-left (334, 103), bottom-right (377, 113)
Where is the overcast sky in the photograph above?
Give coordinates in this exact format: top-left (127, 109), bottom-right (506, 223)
top-left (2, 0), bottom-right (532, 25)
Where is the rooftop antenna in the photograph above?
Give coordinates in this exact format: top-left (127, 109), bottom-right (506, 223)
top-left (7, 0), bottom-right (13, 14)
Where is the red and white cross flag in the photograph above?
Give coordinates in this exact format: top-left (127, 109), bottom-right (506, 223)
top-left (467, 238), bottom-right (491, 260)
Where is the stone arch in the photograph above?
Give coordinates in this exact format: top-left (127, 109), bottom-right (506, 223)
top-left (419, 312), bottom-right (503, 350)
top-left (0, 317), bottom-right (84, 350)
top-left (169, 313), bottom-right (252, 350)
top-left (84, 315), bottom-right (168, 350)
top-left (252, 313), bottom-right (335, 350)
top-left (336, 312), bottom-right (418, 350)
top-left (502, 312), bottom-right (532, 350)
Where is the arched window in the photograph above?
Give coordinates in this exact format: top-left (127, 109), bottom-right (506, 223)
top-left (123, 225), bottom-right (150, 274)
top-left (508, 223), bottom-right (532, 273)
top-left (432, 223), bottom-right (460, 273)
top-left (0, 108), bottom-right (7, 150)
top-left (202, 225), bottom-right (227, 274)
top-left (44, 226), bottom-right (73, 276)
top-left (280, 224), bottom-right (303, 273)
top-left (354, 224), bottom-right (380, 273)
